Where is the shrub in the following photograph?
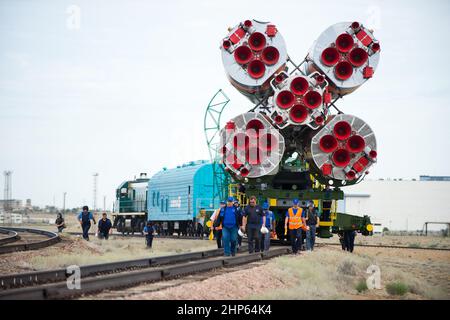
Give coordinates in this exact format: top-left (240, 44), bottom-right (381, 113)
top-left (355, 279), bottom-right (368, 293)
top-left (386, 281), bottom-right (408, 296)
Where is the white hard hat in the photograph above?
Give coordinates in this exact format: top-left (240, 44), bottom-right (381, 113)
top-left (238, 229), bottom-right (245, 237)
top-left (260, 226), bottom-right (269, 234)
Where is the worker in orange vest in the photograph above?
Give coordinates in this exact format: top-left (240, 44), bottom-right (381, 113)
top-left (210, 201), bottom-right (225, 248)
top-left (284, 199), bottom-right (307, 254)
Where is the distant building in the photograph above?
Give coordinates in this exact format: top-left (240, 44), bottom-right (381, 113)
top-left (341, 180), bottom-right (450, 231)
top-left (0, 199), bottom-right (23, 211)
top-left (419, 175), bottom-right (450, 181)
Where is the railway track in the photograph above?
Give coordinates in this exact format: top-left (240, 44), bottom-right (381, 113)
top-left (0, 227), bottom-right (60, 254)
top-left (0, 245), bottom-right (290, 300)
top-left (0, 228), bottom-right (20, 246)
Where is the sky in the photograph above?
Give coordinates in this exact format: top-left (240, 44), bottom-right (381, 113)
top-left (1, 0), bottom-right (450, 209)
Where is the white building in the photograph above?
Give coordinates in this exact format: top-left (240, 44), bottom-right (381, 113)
top-left (339, 179), bottom-right (450, 232)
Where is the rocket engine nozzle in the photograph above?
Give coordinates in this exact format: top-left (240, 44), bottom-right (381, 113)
top-left (349, 48), bottom-right (368, 67)
top-left (248, 32), bottom-right (266, 51)
top-left (346, 135), bottom-right (366, 153)
top-left (336, 33), bottom-right (354, 53)
top-left (261, 46), bottom-right (280, 65)
top-left (234, 46), bottom-right (253, 65)
top-left (319, 135), bottom-right (338, 153)
top-left (334, 61), bottom-right (353, 80)
top-left (303, 91), bottom-right (322, 109)
top-left (332, 149), bottom-right (351, 167)
top-left (289, 104), bottom-right (308, 123)
top-left (321, 47), bottom-right (340, 67)
top-left (247, 60), bottom-right (266, 79)
top-left (333, 121), bottom-right (352, 140)
top-left (276, 90), bottom-right (295, 109)
top-left (290, 76), bottom-right (309, 96)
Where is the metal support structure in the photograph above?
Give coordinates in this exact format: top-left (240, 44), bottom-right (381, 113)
top-left (423, 222), bottom-right (450, 236)
top-left (204, 89), bottom-right (232, 202)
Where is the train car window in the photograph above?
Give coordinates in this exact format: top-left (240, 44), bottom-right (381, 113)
top-left (157, 192), bottom-right (160, 206)
top-left (152, 192), bottom-right (155, 206)
top-left (165, 197), bottom-right (169, 212)
top-left (160, 197), bottom-right (164, 212)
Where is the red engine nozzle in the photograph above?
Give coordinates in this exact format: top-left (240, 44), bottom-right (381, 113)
top-left (261, 46), bottom-right (279, 65)
top-left (319, 135), bottom-right (338, 153)
top-left (321, 47), bottom-right (340, 67)
top-left (223, 40), bottom-right (231, 50)
top-left (233, 133), bottom-right (249, 151)
top-left (335, 33), bottom-right (354, 53)
top-left (332, 149), bottom-right (351, 167)
top-left (369, 150), bottom-right (377, 159)
top-left (303, 91), bottom-right (322, 109)
top-left (234, 46), bottom-right (253, 65)
top-left (248, 32), bottom-right (266, 52)
top-left (240, 167), bottom-right (250, 177)
top-left (247, 59), bottom-right (266, 79)
top-left (246, 119), bottom-right (265, 138)
top-left (259, 133), bottom-right (277, 152)
top-left (346, 135), bottom-right (366, 153)
top-left (348, 48), bottom-right (369, 67)
top-left (244, 20), bottom-right (252, 28)
top-left (333, 121), bottom-right (352, 140)
top-left (334, 61), bottom-right (353, 80)
top-left (351, 21), bottom-right (360, 30)
top-left (372, 42), bottom-right (380, 52)
top-left (276, 90), bottom-right (295, 109)
top-left (289, 104), bottom-right (308, 123)
top-left (346, 170), bottom-right (356, 180)
top-left (290, 77), bottom-right (309, 96)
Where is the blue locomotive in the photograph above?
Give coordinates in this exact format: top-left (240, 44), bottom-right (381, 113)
top-left (113, 161), bottom-right (220, 235)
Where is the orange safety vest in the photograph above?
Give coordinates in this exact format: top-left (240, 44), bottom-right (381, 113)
top-left (288, 207), bottom-right (304, 230)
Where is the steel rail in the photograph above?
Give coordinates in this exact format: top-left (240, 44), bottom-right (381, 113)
top-left (0, 247), bottom-right (290, 300)
top-left (0, 227), bottom-right (60, 255)
top-left (0, 228), bottom-right (20, 246)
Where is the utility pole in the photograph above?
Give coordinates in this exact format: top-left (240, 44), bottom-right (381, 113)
top-left (3, 171), bottom-right (12, 224)
top-left (103, 195), bottom-right (106, 212)
top-left (63, 192), bottom-right (67, 214)
top-left (93, 173), bottom-right (99, 212)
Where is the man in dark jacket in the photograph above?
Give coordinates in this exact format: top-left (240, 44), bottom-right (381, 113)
top-left (241, 196), bottom-right (265, 253)
top-left (78, 206), bottom-right (96, 241)
top-left (97, 213), bottom-right (112, 240)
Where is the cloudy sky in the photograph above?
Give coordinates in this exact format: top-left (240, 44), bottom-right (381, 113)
top-left (1, 0), bottom-right (449, 209)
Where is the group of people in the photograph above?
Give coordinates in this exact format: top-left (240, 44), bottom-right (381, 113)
top-left (209, 196), bottom-right (321, 257)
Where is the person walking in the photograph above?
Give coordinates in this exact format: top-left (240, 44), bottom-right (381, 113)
top-left (284, 199), bottom-right (305, 255)
top-left (241, 196), bottom-right (265, 254)
top-left (305, 201), bottom-right (320, 251)
top-left (343, 230), bottom-right (356, 253)
top-left (260, 202), bottom-right (275, 252)
top-left (210, 201), bottom-right (225, 248)
top-left (143, 221), bottom-right (155, 248)
top-left (234, 199), bottom-right (243, 248)
top-left (78, 206), bottom-right (96, 241)
top-left (196, 210), bottom-right (206, 239)
top-left (97, 213), bottom-right (112, 240)
top-left (218, 197), bottom-right (240, 256)
top-left (55, 212), bottom-right (66, 233)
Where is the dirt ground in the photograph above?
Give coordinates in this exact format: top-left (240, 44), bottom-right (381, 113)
top-left (120, 245), bottom-right (449, 300)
